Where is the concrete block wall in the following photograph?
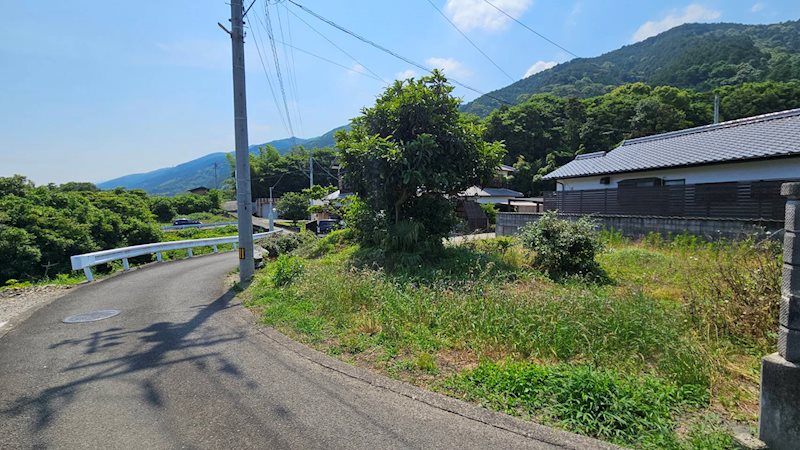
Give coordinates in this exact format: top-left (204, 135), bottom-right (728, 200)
top-left (496, 212), bottom-right (783, 241)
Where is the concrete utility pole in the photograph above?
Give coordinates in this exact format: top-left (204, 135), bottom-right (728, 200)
top-left (309, 154), bottom-right (314, 188)
top-left (229, 0), bottom-right (255, 283)
top-left (759, 182), bottom-right (800, 449)
top-left (713, 94), bottom-right (720, 124)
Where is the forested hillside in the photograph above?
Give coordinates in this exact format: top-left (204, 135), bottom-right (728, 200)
top-left (97, 125), bottom-right (346, 196)
top-left (487, 80), bottom-right (800, 196)
top-left (463, 20), bottom-right (800, 117)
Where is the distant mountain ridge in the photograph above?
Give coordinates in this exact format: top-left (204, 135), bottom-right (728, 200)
top-left (462, 20), bottom-right (800, 116)
top-left (98, 125), bottom-right (347, 196)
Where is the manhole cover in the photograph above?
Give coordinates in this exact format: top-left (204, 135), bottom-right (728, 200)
top-left (63, 310), bottom-right (121, 324)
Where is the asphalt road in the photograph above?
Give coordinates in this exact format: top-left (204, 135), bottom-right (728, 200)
top-left (0, 253), bottom-right (616, 450)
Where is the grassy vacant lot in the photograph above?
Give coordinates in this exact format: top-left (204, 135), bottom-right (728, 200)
top-left (242, 230), bottom-right (780, 449)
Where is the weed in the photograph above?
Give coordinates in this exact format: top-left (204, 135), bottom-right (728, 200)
top-left (272, 255), bottom-right (304, 287)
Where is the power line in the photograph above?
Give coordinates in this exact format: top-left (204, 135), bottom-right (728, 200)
top-left (480, 0), bottom-right (579, 59)
top-left (283, 4), bottom-right (388, 84)
top-left (275, 3), bottom-right (304, 137)
top-left (285, 0), bottom-right (513, 105)
top-left (247, 19), bottom-right (291, 135)
top-left (262, 2), bottom-right (297, 137)
top-left (424, 0), bottom-right (514, 82)
top-left (275, 39), bottom-right (384, 81)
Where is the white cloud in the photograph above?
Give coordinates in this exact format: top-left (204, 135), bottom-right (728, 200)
top-left (523, 60), bottom-right (557, 78)
top-left (445, 0), bottom-right (532, 32)
top-left (350, 63), bottom-right (366, 74)
top-left (426, 57), bottom-right (472, 78)
top-left (632, 4), bottom-right (721, 42)
top-left (395, 69), bottom-right (418, 80)
top-left (751, 2), bottom-right (765, 12)
top-left (566, 2), bottom-right (582, 27)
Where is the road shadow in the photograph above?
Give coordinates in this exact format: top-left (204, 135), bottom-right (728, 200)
top-left (2, 286), bottom-right (251, 433)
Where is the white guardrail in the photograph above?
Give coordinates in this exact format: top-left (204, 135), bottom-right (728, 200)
top-left (70, 231), bottom-right (280, 282)
top-left (160, 221), bottom-right (238, 231)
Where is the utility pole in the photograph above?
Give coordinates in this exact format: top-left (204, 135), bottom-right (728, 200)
top-left (213, 162), bottom-right (219, 189)
top-left (229, 0), bottom-right (255, 283)
top-left (713, 94), bottom-right (720, 124)
top-left (309, 153), bottom-right (314, 188)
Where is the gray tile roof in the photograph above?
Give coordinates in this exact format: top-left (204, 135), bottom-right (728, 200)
top-left (543, 108), bottom-right (800, 180)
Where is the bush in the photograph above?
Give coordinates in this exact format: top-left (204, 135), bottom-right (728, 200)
top-left (480, 203), bottom-right (498, 225)
top-left (259, 232), bottom-right (316, 258)
top-left (272, 255), bottom-right (304, 287)
top-left (518, 212), bottom-right (603, 277)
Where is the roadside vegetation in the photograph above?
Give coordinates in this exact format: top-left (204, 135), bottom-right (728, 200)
top-left (0, 175), bottom-right (228, 286)
top-left (244, 225), bottom-right (778, 449)
top-left (242, 75), bottom-right (778, 448)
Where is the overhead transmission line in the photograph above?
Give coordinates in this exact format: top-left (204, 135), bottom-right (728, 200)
top-left (275, 4), bottom-right (304, 137)
top-left (247, 17), bottom-right (291, 136)
top-left (424, 0), bottom-right (514, 83)
top-left (480, 0), bottom-right (580, 59)
top-left (275, 39), bottom-right (384, 82)
top-left (283, 4), bottom-right (388, 84)
top-left (263, 2), bottom-right (297, 138)
top-left (285, 0), bottom-right (513, 106)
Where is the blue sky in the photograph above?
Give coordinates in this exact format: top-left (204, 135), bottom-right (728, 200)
top-left (1, 0), bottom-right (798, 185)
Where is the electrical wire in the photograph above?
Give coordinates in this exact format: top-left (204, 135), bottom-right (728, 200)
top-left (247, 19), bottom-right (291, 136)
top-left (274, 39), bottom-right (384, 82)
top-left (283, 4), bottom-right (388, 84)
top-left (424, 0), bottom-right (514, 82)
top-left (262, 2), bottom-right (297, 138)
top-left (480, 0), bottom-right (580, 59)
top-left (285, 0), bottom-right (513, 105)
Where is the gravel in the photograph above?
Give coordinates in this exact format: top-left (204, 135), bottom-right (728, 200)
top-left (0, 285), bottom-right (74, 333)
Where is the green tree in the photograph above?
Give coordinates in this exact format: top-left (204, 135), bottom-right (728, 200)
top-left (276, 192), bottom-right (309, 225)
top-left (337, 71), bottom-right (505, 249)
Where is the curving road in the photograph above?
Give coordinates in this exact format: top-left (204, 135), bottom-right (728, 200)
top-left (0, 253), bottom-right (617, 449)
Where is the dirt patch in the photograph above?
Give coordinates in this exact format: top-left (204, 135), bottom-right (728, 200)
top-left (0, 285), bottom-right (75, 331)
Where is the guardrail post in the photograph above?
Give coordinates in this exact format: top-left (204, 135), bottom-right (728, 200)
top-left (122, 258), bottom-right (130, 271)
top-left (83, 267), bottom-right (94, 282)
top-left (187, 248), bottom-right (193, 258)
top-left (233, 242), bottom-right (238, 251)
top-left (759, 182), bottom-right (800, 449)
top-left (213, 245), bottom-right (219, 253)
top-left (156, 252), bottom-right (163, 262)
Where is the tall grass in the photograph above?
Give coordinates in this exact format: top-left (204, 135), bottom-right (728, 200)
top-left (246, 233), bottom-right (780, 449)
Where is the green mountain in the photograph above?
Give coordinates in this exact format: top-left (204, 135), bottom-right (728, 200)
top-left (462, 20), bottom-right (800, 117)
top-left (97, 125), bottom-right (346, 196)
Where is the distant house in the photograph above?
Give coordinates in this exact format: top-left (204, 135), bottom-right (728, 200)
top-left (187, 186), bottom-right (210, 195)
top-left (461, 186), bottom-right (524, 206)
top-left (542, 108), bottom-right (800, 221)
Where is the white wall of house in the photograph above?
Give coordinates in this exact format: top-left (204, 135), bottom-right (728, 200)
top-left (558, 157), bottom-right (800, 191)
top-left (471, 196), bottom-right (517, 205)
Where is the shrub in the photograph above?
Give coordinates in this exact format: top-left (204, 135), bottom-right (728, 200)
top-left (272, 255), bottom-right (304, 287)
top-left (259, 232), bottom-right (316, 258)
top-left (480, 203), bottom-right (498, 225)
top-left (518, 212), bottom-right (603, 277)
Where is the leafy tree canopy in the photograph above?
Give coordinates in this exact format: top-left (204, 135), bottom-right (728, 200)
top-left (337, 70), bottom-right (505, 248)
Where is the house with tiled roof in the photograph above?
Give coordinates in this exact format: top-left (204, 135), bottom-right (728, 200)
top-left (541, 108), bottom-right (800, 221)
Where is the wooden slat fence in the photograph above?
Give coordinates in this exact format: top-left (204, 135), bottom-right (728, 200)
top-left (543, 180), bottom-right (793, 221)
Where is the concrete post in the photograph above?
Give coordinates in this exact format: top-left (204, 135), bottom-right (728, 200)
top-left (759, 182), bottom-right (800, 449)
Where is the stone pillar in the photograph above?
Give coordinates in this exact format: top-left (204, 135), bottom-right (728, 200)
top-left (759, 182), bottom-right (800, 449)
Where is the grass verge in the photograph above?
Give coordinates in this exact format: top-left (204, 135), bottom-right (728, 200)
top-left (243, 230), bottom-right (779, 449)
